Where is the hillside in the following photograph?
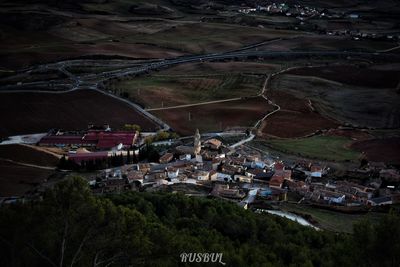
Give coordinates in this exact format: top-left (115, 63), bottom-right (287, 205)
top-left (0, 177), bottom-right (399, 266)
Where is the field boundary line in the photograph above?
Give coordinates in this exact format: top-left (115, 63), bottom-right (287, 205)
top-left (145, 97), bottom-right (242, 111)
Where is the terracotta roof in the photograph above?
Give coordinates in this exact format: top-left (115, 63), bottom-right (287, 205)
top-left (127, 171), bottom-right (145, 181)
top-left (159, 153), bottom-right (174, 163)
top-left (311, 165), bottom-right (322, 172)
top-left (205, 138), bottom-right (222, 148)
top-left (269, 174), bottom-right (285, 187)
top-left (274, 162), bottom-right (285, 171)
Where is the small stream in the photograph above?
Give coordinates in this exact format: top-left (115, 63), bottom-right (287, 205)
top-left (257, 209), bottom-right (320, 230)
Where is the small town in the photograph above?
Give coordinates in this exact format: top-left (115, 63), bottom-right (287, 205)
top-left (1, 0), bottom-right (399, 265)
top-left (7, 124), bottom-right (396, 224)
top-left (237, 2), bottom-right (400, 41)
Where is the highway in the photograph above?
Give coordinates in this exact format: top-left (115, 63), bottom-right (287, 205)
top-left (4, 50), bottom-right (399, 92)
top-left (1, 48), bottom-right (400, 132)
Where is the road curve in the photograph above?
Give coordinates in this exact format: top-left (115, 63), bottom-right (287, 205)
top-left (2, 49), bottom-right (399, 134)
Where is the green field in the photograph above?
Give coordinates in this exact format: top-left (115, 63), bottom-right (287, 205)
top-left (258, 136), bottom-right (361, 161)
top-left (112, 73), bottom-right (264, 108)
top-left (280, 203), bottom-right (386, 233)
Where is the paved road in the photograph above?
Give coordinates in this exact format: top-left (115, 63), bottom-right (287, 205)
top-left (91, 88), bottom-right (171, 131)
top-left (4, 50), bottom-right (398, 91)
top-left (2, 48), bottom-right (399, 133)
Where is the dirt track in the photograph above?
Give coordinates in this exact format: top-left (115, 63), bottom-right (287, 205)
top-left (151, 97), bottom-right (274, 135)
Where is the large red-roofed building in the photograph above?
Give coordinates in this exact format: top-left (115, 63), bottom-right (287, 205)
top-left (39, 130), bottom-right (138, 150)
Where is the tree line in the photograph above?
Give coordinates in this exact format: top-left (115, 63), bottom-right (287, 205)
top-left (0, 177), bottom-right (399, 266)
top-left (58, 150), bottom-right (138, 171)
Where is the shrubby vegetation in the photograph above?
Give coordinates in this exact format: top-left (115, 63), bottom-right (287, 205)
top-left (0, 177), bottom-right (399, 266)
top-left (123, 124), bottom-right (141, 132)
top-left (58, 150), bottom-right (138, 171)
top-left (145, 131), bottom-right (180, 144)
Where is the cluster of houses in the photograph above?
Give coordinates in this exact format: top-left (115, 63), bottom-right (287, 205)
top-left (237, 3), bottom-right (399, 41)
top-left (239, 3), bottom-right (320, 18)
top-left (325, 29), bottom-right (399, 42)
top-left (287, 162), bottom-right (400, 209)
top-left (33, 126), bottom-right (400, 211)
top-left (88, 130), bottom-right (296, 198)
top-left (81, 130), bottom-right (353, 206)
top-left (86, 128), bottom-right (400, 211)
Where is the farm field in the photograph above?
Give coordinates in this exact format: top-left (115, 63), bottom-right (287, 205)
top-left (268, 73), bottom-right (400, 128)
top-left (262, 90), bottom-right (338, 138)
top-left (256, 35), bottom-right (396, 52)
top-left (113, 73), bottom-right (264, 108)
top-left (124, 22), bottom-right (299, 54)
top-left (0, 8), bottom-right (299, 69)
top-left (257, 135), bottom-right (361, 162)
top-left (287, 64), bottom-right (400, 88)
top-left (0, 144), bottom-right (60, 197)
top-left (0, 160), bottom-right (53, 197)
top-left (151, 96), bottom-right (274, 135)
top-left (351, 137), bottom-right (400, 164)
top-left (160, 61), bottom-right (280, 75)
top-left (0, 42), bottom-right (186, 70)
top-left (326, 128), bottom-right (372, 141)
top-left (0, 144), bottom-right (59, 167)
top-left (0, 12), bottom-right (187, 69)
top-left (0, 90), bottom-right (158, 139)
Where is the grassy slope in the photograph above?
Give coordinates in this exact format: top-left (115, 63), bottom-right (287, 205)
top-left (260, 136), bottom-right (361, 161)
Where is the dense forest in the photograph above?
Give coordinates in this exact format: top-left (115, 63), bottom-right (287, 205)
top-left (0, 177), bottom-right (399, 267)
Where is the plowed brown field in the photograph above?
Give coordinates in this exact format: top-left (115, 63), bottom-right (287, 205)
top-left (0, 90), bottom-right (158, 138)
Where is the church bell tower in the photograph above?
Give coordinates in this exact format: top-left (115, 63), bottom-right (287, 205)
top-left (193, 129), bottom-right (201, 156)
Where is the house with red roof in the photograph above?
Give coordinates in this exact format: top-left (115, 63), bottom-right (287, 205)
top-left (269, 162), bottom-right (292, 188)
